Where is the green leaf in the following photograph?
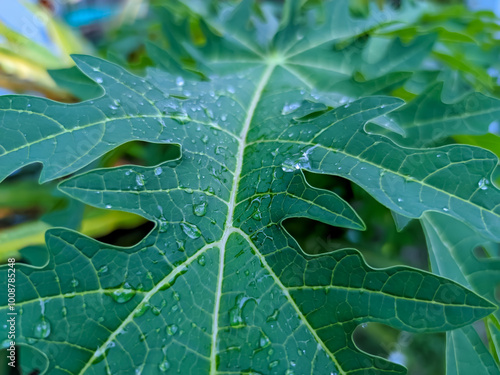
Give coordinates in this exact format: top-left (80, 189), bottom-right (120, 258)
top-left (1, 1), bottom-right (499, 374)
top-left (367, 83), bottom-right (500, 147)
top-left (423, 212), bottom-right (500, 374)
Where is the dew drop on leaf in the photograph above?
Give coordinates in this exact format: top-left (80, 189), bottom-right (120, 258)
top-left (33, 318), bottom-right (51, 339)
top-left (158, 218), bottom-right (168, 233)
top-left (269, 360), bottom-right (279, 369)
top-left (176, 240), bottom-right (185, 252)
top-left (478, 178), bottom-right (489, 190)
top-left (193, 201), bottom-right (207, 217)
top-left (166, 324), bottom-right (178, 336)
top-left (159, 360), bottom-right (170, 372)
top-left (267, 309), bottom-right (280, 322)
top-left (155, 167), bottom-right (163, 176)
top-left (197, 255), bottom-right (206, 266)
top-left (136, 174), bottom-right (145, 187)
top-left (180, 222), bottom-right (201, 239)
top-left (134, 303), bottom-right (150, 317)
top-left (259, 332), bottom-right (270, 348)
top-left (252, 211), bottom-right (262, 221)
top-left (107, 284), bottom-right (136, 304)
top-left (175, 76), bottom-right (184, 86)
top-left (281, 102), bottom-right (301, 115)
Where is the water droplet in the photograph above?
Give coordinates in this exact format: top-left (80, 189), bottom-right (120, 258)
top-left (176, 240), bottom-right (185, 252)
top-left (221, 114), bottom-right (227, 121)
top-left (259, 332), bottom-right (270, 348)
top-left (95, 77), bottom-right (103, 84)
top-left (107, 284), bottom-right (136, 304)
top-left (478, 178), bottom-right (490, 190)
top-left (134, 303), bottom-right (150, 317)
top-left (442, 207), bottom-right (449, 212)
top-left (155, 167), bottom-right (163, 176)
top-left (197, 255), bottom-right (206, 266)
top-left (98, 265), bottom-right (109, 275)
top-left (71, 279), bottom-right (79, 287)
top-left (193, 201), bottom-right (207, 217)
top-left (173, 292), bottom-right (180, 301)
top-left (252, 211), bottom-right (262, 221)
top-left (397, 198), bottom-right (403, 203)
top-left (281, 102), bottom-right (301, 115)
top-left (202, 135), bottom-right (209, 144)
top-left (227, 85), bottom-right (235, 94)
top-left (269, 360), bottom-right (279, 369)
top-left (266, 309), bottom-right (279, 322)
top-left (136, 174), bottom-right (145, 187)
top-left (180, 222), bottom-right (201, 239)
top-left (159, 360), bottom-right (170, 372)
top-left (229, 306), bottom-right (244, 327)
top-left (93, 341), bottom-right (116, 364)
top-left (158, 218), bottom-right (168, 233)
top-left (171, 110), bottom-right (190, 124)
top-left (175, 76), bottom-right (185, 86)
top-left (33, 319), bottom-right (51, 339)
top-left (166, 324), bottom-right (178, 336)
top-left (105, 204), bottom-right (112, 209)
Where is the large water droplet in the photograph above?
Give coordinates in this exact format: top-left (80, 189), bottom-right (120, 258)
top-left (159, 360), bottom-right (170, 372)
top-left (33, 318), bottom-right (51, 339)
top-left (136, 174), bottom-right (145, 187)
top-left (180, 222), bottom-right (201, 239)
top-left (176, 240), bottom-right (185, 252)
top-left (155, 167), bottom-right (163, 176)
top-left (193, 202), bottom-right (207, 217)
top-left (259, 332), bottom-right (270, 348)
top-left (93, 341), bottom-right (115, 364)
top-left (107, 284), bottom-right (136, 304)
top-left (158, 217), bottom-right (168, 233)
top-left (197, 255), bottom-right (206, 266)
top-left (478, 177), bottom-right (490, 190)
top-left (134, 302), bottom-right (151, 317)
top-left (175, 76), bottom-right (185, 86)
top-left (166, 324), bottom-right (178, 336)
top-left (252, 210), bottom-right (262, 221)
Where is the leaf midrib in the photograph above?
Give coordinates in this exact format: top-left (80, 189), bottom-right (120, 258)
top-left (209, 62), bottom-right (275, 374)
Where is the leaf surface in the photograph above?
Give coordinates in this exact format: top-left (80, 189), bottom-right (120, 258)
top-left (0, 2), bottom-right (499, 374)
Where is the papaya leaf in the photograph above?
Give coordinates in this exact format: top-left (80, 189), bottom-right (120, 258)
top-left (0, 1), bottom-right (499, 375)
top-left (423, 212), bottom-right (500, 374)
